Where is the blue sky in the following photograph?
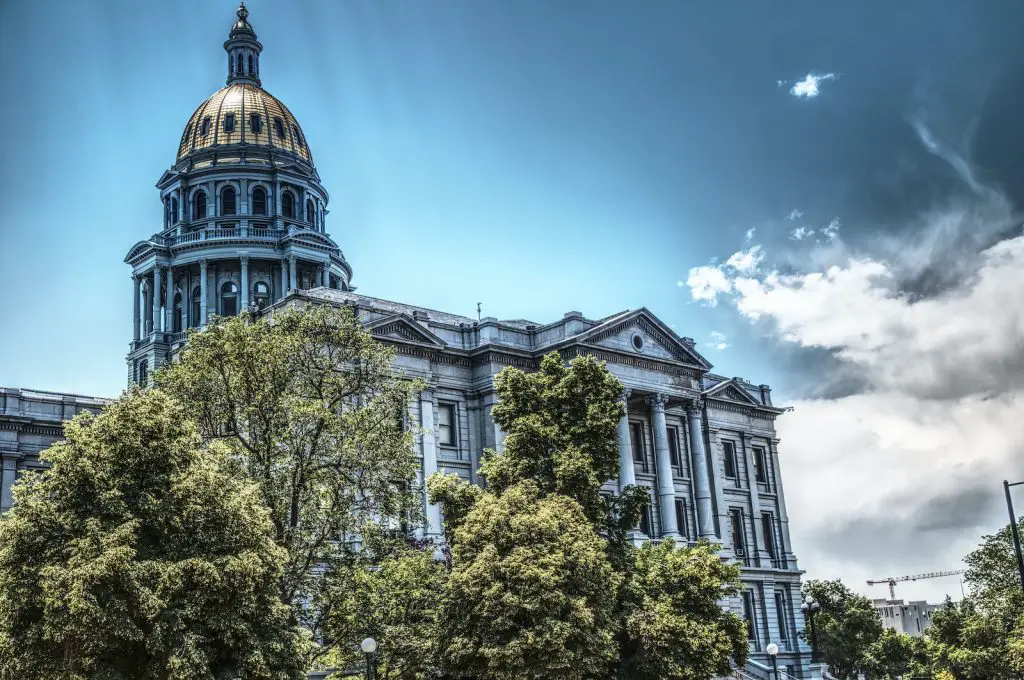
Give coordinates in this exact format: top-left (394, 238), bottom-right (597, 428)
top-left (3, 0), bottom-right (1024, 601)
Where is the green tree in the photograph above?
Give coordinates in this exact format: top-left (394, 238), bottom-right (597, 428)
top-left (863, 628), bottom-right (929, 679)
top-left (801, 579), bottom-right (883, 679)
top-left (156, 306), bottom-right (422, 662)
top-left (0, 388), bottom-right (305, 679)
top-left (963, 517), bottom-right (1024, 620)
top-left (926, 598), bottom-right (1017, 680)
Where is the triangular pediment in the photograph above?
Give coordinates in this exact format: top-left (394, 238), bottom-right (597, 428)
top-left (365, 314), bottom-right (446, 349)
top-left (575, 309), bottom-right (712, 370)
top-left (704, 379), bottom-right (762, 405)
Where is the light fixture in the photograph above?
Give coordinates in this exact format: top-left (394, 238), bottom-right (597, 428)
top-left (361, 638), bottom-right (377, 654)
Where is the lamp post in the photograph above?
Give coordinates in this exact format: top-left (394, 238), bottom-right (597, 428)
top-left (766, 642), bottom-right (780, 680)
top-left (1003, 480), bottom-right (1024, 595)
top-left (801, 595), bottom-right (821, 663)
top-left (361, 637), bottom-right (377, 680)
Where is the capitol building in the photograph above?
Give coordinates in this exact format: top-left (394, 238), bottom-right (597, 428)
top-left (0, 5), bottom-right (813, 677)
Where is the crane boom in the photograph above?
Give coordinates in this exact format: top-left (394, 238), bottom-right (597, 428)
top-left (866, 569), bottom-right (966, 599)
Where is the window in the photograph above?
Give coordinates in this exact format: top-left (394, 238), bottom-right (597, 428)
top-left (236, 53), bottom-right (243, 76)
top-left (723, 441), bottom-right (738, 478)
top-left (190, 287), bottom-right (202, 327)
top-left (437, 403), bottom-right (456, 446)
top-left (223, 113), bottom-right (236, 133)
top-left (754, 447), bottom-right (768, 484)
top-left (221, 282), bottom-right (238, 316)
top-left (221, 186), bottom-right (236, 215)
top-left (629, 422), bottom-right (647, 471)
top-left (274, 117), bottom-right (285, 138)
top-left (667, 425), bottom-right (681, 471)
top-left (194, 191), bottom-right (207, 219)
top-left (172, 292), bottom-right (182, 333)
top-left (762, 512), bottom-right (777, 559)
top-left (282, 191), bottom-right (295, 218)
top-left (293, 125), bottom-right (304, 147)
top-left (775, 592), bottom-right (789, 643)
top-left (200, 116), bottom-right (211, 136)
top-left (170, 197), bottom-right (178, 224)
top-left (253, 281), bottom-right (270, 309)
top-left (306, 198), bottom-right (315, 223)
top-left (249, 113), bottom-right (262, 134)
top-left (675, 498), bottom-right (688, 538)
top-left (247, 53), bottom-right (254, 75)
top-left (639, 503), bottom-right (653, 536)
top-left (730, 508), bottom-right (746, 557)
top-left (136, 360), bottom-right (148, 387)
top-left (742, 591), bottom-right (757, 642)
top-left (252, 187), bottom-right (267, 215)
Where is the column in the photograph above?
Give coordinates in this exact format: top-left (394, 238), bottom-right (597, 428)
top-left (687, 399), bottom-right (717, 539)
top-left (274, 180), bottom-right (283, 228)
top-left (650, 394), bottom-right (679, 539)
top-left (320, 262), bottom-right (329, 288)
top-left (419, 392), bottom-right (443, 538)
top-left (288, 255), bottom-right (297, 291)
top-left (1, 456), bottom-right (18, 513)
top-left (199, 260), bottom-right (209, 328)
top-left (617, 389), bottom-right (635, 492)
top-left (240, 257), bottom-right (249, 310)
top-left (164, 267), bottom-right (174, 334)
top-left (770, 439), bottom-right (797, 566)
top-left (151, 267), bottom-right (162, 334)
top-left (132, 275), bottom-right (141, 341)
top-left (280, 259), bottom-right (288, 297)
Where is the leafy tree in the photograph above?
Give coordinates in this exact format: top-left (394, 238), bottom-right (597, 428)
top-left (862, 628), bottom-right (929, 679)
top-left (801, 579), bottom-right (883, 679)
top-left (963, 517), bottom-right (1024, 620)
top-left (926, 598), bottom-right (1016, 680)
top-left (0, 389), bottom-right (305, 679)
top-left (156, 306), bottom-right (422, 661)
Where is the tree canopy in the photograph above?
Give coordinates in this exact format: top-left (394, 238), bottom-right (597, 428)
top-left (0, 388), bottom-right (305, 679)
top-left (800, 579), bottom-right (883, 679)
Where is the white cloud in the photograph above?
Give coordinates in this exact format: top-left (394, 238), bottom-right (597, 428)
top-left (706, 330), bottom-right (730, 351)
top-left (787, 209), bottom-right (804, 221)
top-left (686, 265), bottom-right (732, 306)
top-left (820, 217), bottom-right (840, 241)
top-left (789, 72), bottom-right (836, 98)
top-left (724, 245), bottom-right (764, 274)
top-left (745, 227), bottom-right (757, 243)
top-left (790, 226), bottom-right (814, 241)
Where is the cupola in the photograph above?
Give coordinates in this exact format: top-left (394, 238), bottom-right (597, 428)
top-left (224, 2), bottom-right (262, 87)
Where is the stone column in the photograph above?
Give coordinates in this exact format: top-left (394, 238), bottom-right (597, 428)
top-left (770, 438), bottom-right (797, 566)
top-left (288, 256), bottom-right (297, 291)
top-left (199, 260), bottom-right (209, 328)
top-left (151, 267), bottom-right (163, 335)
top-left (132, 275), bottom-right (141, 341)
top-left (164, 267), bottom-right (174, 333)
top-left (419, 392), bottom-right (443, 538)
top-left (240, 257), bottom-right (249, 310)
top-left (651, 393), bottom-right (679, 539)
top-left (687, 399), bottom-right (716, 539)
top-left (1, 455), bottom-right (18, 513)
top-left (743, 434), bottom-right (769, 567)
top-left (617, 389), bottom-right (635, 492)
top-left (321, 262), bottom-right (329, 288)
top-left (274, 180), bottom-right (283, 228)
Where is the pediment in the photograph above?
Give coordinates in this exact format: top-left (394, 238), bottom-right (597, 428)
top-left (577, 309), bottom-right (712, 370)
top-left (365, 314), bottom-right (446, 349)
top-left (704, 379), bottom-right (762, 406)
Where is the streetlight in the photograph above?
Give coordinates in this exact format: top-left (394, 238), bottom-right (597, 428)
top-left (1003, 480), bottom-right (1024, 595)
top-left (361, 637), bottom-right (377, 680)
top-left (766, 642), bottom-right (780, 680)
top-left (801, 594), bottom-right (821, 663)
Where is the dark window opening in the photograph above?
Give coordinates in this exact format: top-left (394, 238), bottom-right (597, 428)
top-left (675, 498), bottom-right (688, 538)
top-left (274, 117), bottom-right (285, 138)
top-left (221, 282), bottom-right (238, 316)
top-left (253, 281), bottom-right (270, 309)
top-left (223, 113), bottom-right (236, 134)
top-left (723, 441), bottom-right (738, 478)
top-left (252, 187), bottom-right (267, 215)
top-left (754, 447), bottom-right (768, 484)
top-left (247, 54), bottom-right (254, 75)
top-left (170, 197), bottom-right (178, 224)
top-left (667, 426), bottom-right (681, 471)
top-left (306, 198), bottom-right (315, 223)
top-left (639, 504), bottom-right (653, 536)
top-left (630, 421), bottom-right (646, 471)
top-left (190, 288), bottom-right (202, 327)
top-left (194, 191), bottom-right (207, 219)
top-left (249, 113), bottom-right (262, 134)
top-left (761, 512), bottom-right (777, 559)
top-left (775, 592), bottom-right (789, 643)
top-left (236, 53), bottom-right (243, 76)
top-left (743, 591), bottom-right (757, 642)
top-left (200, 117), bottom-right (211, 136)
top-left (282, 191), bottom-right (295, 218)
top-left (172, 292), bottom-right (182, 333)
top-left (137, 360), bottom-right (148, 387)
top-left (221, 187), bottom-right (236, 215)
top-left (293, 125), bottom-right (304, 147)
top-left (730, 508), bottom-right (746, 557)
top-left (437, 403), bottom-right (456, 447)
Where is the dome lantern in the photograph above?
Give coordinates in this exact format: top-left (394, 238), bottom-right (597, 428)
top-left (224, 2), bottom-right (262, 87)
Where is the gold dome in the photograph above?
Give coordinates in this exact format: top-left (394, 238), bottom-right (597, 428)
top-left (176, 83), bottom-right (313, 163)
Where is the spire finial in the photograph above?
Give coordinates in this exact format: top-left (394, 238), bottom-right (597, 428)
top-left (237, 2), bottom-right (248, 21)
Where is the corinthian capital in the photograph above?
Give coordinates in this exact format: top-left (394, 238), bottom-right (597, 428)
top-left (686, 398), bottom-right (704, 415)
top-left (648, 393), bottom-right (668, 411)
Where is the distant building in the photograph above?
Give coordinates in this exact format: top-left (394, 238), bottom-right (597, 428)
top-left (873, 598), bottom-right (941, 637)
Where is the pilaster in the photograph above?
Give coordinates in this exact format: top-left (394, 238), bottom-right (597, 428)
top-left (743, 434), bottom-right (770, 567)
top-left (770, 438), bottom-right (798, 566)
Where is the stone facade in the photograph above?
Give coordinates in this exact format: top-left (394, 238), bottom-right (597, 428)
top-left (0, 4), bottom-right (814, 676)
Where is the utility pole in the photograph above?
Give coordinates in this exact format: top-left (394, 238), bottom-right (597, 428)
top-left (1003, 480), bottom-right (1024, 595)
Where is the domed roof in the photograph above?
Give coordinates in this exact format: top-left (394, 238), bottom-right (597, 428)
top-left (176, 83), bottom-right (313, 164)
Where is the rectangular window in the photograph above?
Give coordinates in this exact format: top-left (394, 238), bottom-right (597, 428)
top-left (761, 512), bottom-right (777, 559)
top-left (742, 591), bottom-right (757, 642)
top-left (723, 441), bottom-right (738, 478)
top-left (667, 426), bottom-right (681, 471)
top-left (437, 403), bottom-right (456, 447)
top-left (223, 113), bottom-right (236, 133)
top-left (730, 508), bottom-right (746, 557)
top-left (775, 592), bottom-right (789, 642)
top-left (249, 113), bottom-right (262, 134)
top-left (675, 498), bottom-right (688, 538)
top-left (754, 446), bottom-right (768, 483)
top-left (639, 503), bottom-right (653, 536)
top-left (630, 422), bottom-right (647, 471)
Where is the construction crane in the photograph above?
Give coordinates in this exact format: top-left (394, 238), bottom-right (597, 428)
top-left (867, 569), bottom-right (966, 599)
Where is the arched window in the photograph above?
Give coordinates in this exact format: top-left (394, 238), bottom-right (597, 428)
top-left (137, 360), bottom-right (148, 387)
top-left (236, 53), bottom-right (244, 76)
top-left (252, 187), bottom-right (267, 215)
top-left (191, 287), bottom-right (202, 327)
top-left (293, 125), bottom-right (305, 148)
top-left (305, 199), bottom-right (314, 223)
top-left (254, 281), bottom-right (270, 309)
top-left (248, 54), bottom-right (254, 75)
top-left (222, 186), bottom-right (236, 215)
top-left (282, 191), bottom-right (295, 218)
top-left (171, 197), bottom-right (178, 224)
top-left (194, 191), bottom-right (207, 219)
top-left (172, 291), bottom-right (183, 333)
top-left (221, 282), bottom-right (239, 316)
top-left (274, 117), bottom-right (285, 139)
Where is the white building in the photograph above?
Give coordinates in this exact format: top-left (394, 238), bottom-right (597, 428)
top-left (873, 599), bottom-right (941, 637)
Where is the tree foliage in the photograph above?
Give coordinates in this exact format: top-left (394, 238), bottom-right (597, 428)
top-left (155, 306), bottom-right (422, 660)
top-left (800, 579), bottom-right (883, 679)
top-left (0, 389), bottom-right (305, 679)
